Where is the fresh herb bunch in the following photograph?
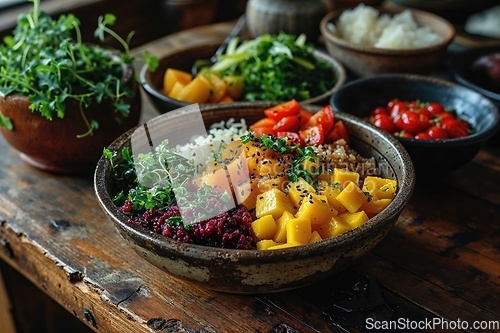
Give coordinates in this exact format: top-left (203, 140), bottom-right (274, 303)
top-left (0, 0), bottom-right (157, 137)
top-left (209, 33), bottom-right (335, 102)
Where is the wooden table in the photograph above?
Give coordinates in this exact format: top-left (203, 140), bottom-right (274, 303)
top-left (1, 21), bottom-right (499, 333)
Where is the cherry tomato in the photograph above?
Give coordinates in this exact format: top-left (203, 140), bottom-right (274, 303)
top-left (299, 124), bottom-right (325, 146)
top-left (389, 101), bottom-right (409, 119)
top-left (426, 126), bottom-right (448, 140)
top-left (417, 107), bottom-right (433, 120)
top-left (250, 117), bottom-right (276, 129)
top-left (408, 100), bottom-right (421, 110)
top-left (395, 111), bottom-right (431, 134)
top-left (436, 112), bottom-right (455, 123)
top-left (300, 105), bottom-right (334, 134)
top-left (272, 115), bottom-right (300, 133)
top-left (415, 132), bottom-right (432, 140)
top-left (372, 113), bottom-right (396, 133)
top-left (263, 99), bottom-right (300, 121)
top-left (426, 102), bottom-right (445, 115)
top-left (277, 131), bottom-right (305, 146)
top-left (370, 106), bottom-right (389, 117)
top-left (298, 109), bottom-right (312, 127)
top-left (325, 120), bottom-right (350, 144)
top-left (250, 117), bottom-right (277, 136)
top-left (441, 118), bottom-right (468, 138)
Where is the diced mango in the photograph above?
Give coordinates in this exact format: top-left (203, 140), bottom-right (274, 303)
top-left (267, 242), bottom-right (301, 250)
top-left (362, 176), bottom-right (397, 200)
top-left (336, 182), bottom-right (368, 213)
top-left (176, 74), bottom-right (212, 103)
top-left (333, 168), bottom-right (360, 189)
top-left (200, 167), bottom-right (231, 194)
top-left (255, 188), bottom-right (294, 219)
top-left (205, 72), bottom-right (228, 103)
top-left (223, 75), bottom-right (244, 100)
top-left (168, 81), bottom-right (186, 99)
top-left (257, 175), bottom-right (288, 194)
top-left (317, 181), bottom-right (347, 214)
top-left (286, 216), bottom-right (311, 244)
top-left (309, 231), bottom-right (323, 243)
top-left (252, 215), bottom-right (277, 240)
top-left (314, 216), bottom-right (351, 239)
top-left (339, 211), bottom-right (369, 229)
top-left (219, 95), bottom-right (234, 103)
top-left (296, 192), bottom-right (337, 225)
top-left (287, 178), bottom-right (316, 208)
top-left (274, 211), bottom-right (294, 243)
top-left (258, 157), bottom-right (288, 177)
top-left (257, 239), bottom-right (282, 250)
top-left (361, 198), bottom-right (392, 218)
top-left (163, 68), bottom-right (192, 95)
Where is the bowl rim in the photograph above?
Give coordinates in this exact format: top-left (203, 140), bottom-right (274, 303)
top-left (94, 103), bottom-right (415, 262)
top-left (320, 6), bottom-right (456, 55)
top-left (447, 46), bottom-right (500, 103)
top-left (331, 73), bottom-right (500, 146)
top-left (139, 42), bottom-right (347, 108)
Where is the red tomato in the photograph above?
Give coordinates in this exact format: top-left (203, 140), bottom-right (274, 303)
top-left (426, 102), bottom-right (445, 115)
top-left (441, 119), bottom-right (468, 138)
top-left (417, 107), bottom-right (433, 120)
top-left (395, 111), bottom-right (431, 134)
top-left (250, 117), bottom-right (276, 130)
top-left (272, 115), bottom-right (300, 132)
top-left (277, 131), bottom-right (305, 146)
top-left (325, 120), bottom-right (350, 144)
top-left (372, 113), bottom-right (396, 133)
top-left (436, 112), bottom-right (455, 123)
top-left (370, 106), bottom-right (389, 117)
top-left (251, 126), bottom-right (276, 137)
top-left (298, 109), bottom-right (312, 127)
top-left (389, 101), bottom-right (408, 119)
top-left (426, 126), bottom-right (449, 139)
top-left (415, 132), bottom-right (432, 140)
top-left (299, 124), bottom-right (324, 146)
top-left (300, 105), bottom-right (334, 134)
top-left (263, 99), bottom-right (301, 121)
top-left (408, 100), bottom-right (421, 110)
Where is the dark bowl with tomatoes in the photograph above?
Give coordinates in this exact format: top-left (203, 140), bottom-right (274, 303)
top-left (331, 74), bottom-right (500, 173)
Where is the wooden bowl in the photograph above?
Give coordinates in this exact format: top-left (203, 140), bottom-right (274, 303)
top-left (331, 74), bottom-right (500, 173)
top-left (320, 6), bottom-right (455, 78)
top-left (0, 64), bottom-right (141, 174)
top-left (94, 103), bottom-right (415, 293)
top-left (140, 42), bottom-right (346, 113)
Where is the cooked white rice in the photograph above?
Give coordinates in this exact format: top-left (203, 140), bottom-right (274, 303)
top-left (329, 4), bottom-right (443, 49)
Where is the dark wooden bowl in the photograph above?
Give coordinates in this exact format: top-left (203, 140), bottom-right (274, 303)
top-left (94, 103), bottom-right (415, 293)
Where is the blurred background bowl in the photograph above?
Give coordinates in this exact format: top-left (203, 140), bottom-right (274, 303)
top-left (447, 46), bottom-right (500, 107)
top-left (331, 74), bottom-right (500, 173)
top-left (140, 42), bottom-right (346, 113)
top-left (320, 6), bottom-right (455, 78)
top-left (94, 103), bottom-right (414, 293)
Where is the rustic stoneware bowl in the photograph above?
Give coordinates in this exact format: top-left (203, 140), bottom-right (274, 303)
top-left (140, 43), bottom-right (346, 113)
top-left (320, 6), bottom-right (455, 78)
top-left (0, 64), bottom-right (141, 174)
top-left (94, 103), bottom-right (415, 293)
top-left (331, 74), bottom-right (500, 173)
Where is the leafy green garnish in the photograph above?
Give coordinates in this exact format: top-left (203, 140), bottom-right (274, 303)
top-left (208, 33), bottom-right (335, 102)
top-left (0, 0), bottom-right (157, 136)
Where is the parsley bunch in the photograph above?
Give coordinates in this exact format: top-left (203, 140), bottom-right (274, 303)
top-left (0, 0), bottom-right (157, 137)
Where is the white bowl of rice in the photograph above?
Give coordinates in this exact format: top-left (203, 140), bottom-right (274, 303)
top-left (320, 5), bottom-right (455, 77)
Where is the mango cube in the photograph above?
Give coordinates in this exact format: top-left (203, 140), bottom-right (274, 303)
top-left (336, 182), bottom-right (368, 213)
top-left (296, 192), bottom-right (336, 225)
top-left (339, 211), bottom-right (369, 229)
top-left (361, 198), bottom-right (392, 218)
top-left (257, 239), bottom-right (281, 250)
top-left (314, 216), bottom-right (351, 239)
top-left (287, 178), bottom-right (316, 208)
top-left (168, 81), bottom-right (186, 99)
top-left (223, 75), bottom-right (244, 100)
top-left (251, 215), bottom-right (277, 240)
top-left (255, 188), bottom-right (294, 219)
top-left (317, 181), bottom-right (347, 214)
top-left (333, 168), bottom-right (360, 189)
top-left (176, 74), bottom-right (212, 103)
top-left (362, 176), bottom-right (397, 200)
top-left (286, 216), bottom-right (311, 244)
top-left (274, 211), bottom-right (294, 243)
top-left (163, 68), bottom-right (192, 95)
top-left (205, 72), bottom-right (228, 103)
top-left (309, 231), bottom-right (323, 243)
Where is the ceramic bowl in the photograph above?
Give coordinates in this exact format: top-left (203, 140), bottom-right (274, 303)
top-left (320, 6), bottom-right (455, 78)
top-left (447, 46), bottom-right (500, 107)
top-left (331, 74), bottom-right (500, 173)
top-left (94, 103), bottom-right (415, 294)
top-left (139, 42), bottom-right (346, 113)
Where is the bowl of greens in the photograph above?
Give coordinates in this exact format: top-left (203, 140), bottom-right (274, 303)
top-left (140, 33), bottom-right (346, 113)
